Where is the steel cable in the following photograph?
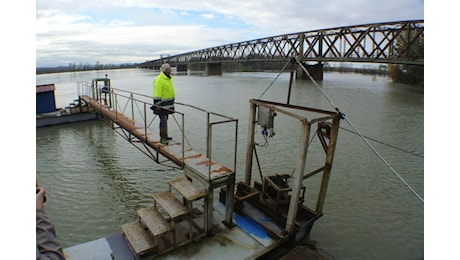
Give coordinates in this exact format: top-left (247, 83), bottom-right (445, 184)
top-left (340, 127), bottom-right (424, 158)
top-left (258, 60), bottom-right (292, 99)
top-left (293, 56), bottom-right (424, 205)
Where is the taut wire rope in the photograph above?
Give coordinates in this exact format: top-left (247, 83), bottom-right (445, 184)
top-left (293, 56), bottom-right (424, 205)
top-left (258, 60), bottom-right (292, 99)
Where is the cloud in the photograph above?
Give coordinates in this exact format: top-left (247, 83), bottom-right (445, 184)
top-left (35, 0), bottom-right (424, 67)
top-left (200, 13), bottom-right (216, 19)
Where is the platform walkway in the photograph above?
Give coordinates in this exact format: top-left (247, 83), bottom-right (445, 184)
top-left (79, 90), bottom-right (238, 258)
top-left (80, 94), bottom-right (234, 177)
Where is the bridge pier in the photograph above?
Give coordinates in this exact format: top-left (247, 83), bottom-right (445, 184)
top-left (176, 64), bottom-right (188, 73)
top-left (296, 62), bottom-right (323, 80)
top-left (206, 62), bottom-right (222, 76)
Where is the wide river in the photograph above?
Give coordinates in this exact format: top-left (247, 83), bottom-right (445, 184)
top-left (36, 68), bottom-right (423, 259)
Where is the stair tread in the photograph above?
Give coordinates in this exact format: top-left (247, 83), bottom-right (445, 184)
top-left (138, 206), bottom-right (172, 236)
top-left (121, 221), bottom-right (156, 256)
top-left (168, 176), bottom-right (206, 201)
top-left (153, 191), bottom-right (189, 218)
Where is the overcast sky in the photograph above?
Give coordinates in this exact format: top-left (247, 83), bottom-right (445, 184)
top-left (35, 0), bottom-right (424, 68)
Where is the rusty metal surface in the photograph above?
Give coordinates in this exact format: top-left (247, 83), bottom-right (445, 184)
top-left (185, 155), bottom-right (233, 181)
top-left (80, 88), bottom-right (238, 177)
top-left (81, 95), bottom-right (185, 166)
top-left (82, 94), bottom-right (235, 175)
top-left (161, 142), bottom-right (201, 164)
top-left (163, 141), bottom-right (233, 181)
top-left (244, 98), bottom-right (340, 237)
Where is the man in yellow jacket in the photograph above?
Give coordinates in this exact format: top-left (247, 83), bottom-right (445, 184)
top-left (152, 63), bottom-right (175, 144)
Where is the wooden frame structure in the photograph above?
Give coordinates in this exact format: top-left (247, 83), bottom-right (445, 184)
top-left (243, 99), bottom-right (340, 236)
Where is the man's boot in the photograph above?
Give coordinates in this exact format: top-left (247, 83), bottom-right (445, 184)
top-left (160, 126), bottom-right (169, 145)
top-left (165, 127), bottom-right (173, 140)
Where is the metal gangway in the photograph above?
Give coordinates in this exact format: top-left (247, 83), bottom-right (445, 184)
top-left (77, 79), bottom-right (239, 244)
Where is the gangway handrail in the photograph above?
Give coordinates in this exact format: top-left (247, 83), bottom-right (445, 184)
top-left (79, 82), bottom-right (187, 163)
top-left (105, 87), bottom-right (185, 116)
top-left (77, 81), bottom-right (238, 180)
top-left (173, 102), bottom-right (238, 181)
top-left (175, 101), bottom-right (237, 121)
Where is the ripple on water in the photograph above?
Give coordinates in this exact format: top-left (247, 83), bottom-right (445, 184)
top-left (36, 71), bottom-right (423, 258)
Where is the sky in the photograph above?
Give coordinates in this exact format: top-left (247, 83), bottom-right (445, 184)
top-left (35, 0), bottom-right (424, 68)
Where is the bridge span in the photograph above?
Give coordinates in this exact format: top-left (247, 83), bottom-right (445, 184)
top-left (140, 20), bottom-right (423, 80)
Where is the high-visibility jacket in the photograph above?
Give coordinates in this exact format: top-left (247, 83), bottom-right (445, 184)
top-left (152, 71), bottom-right (175, 114)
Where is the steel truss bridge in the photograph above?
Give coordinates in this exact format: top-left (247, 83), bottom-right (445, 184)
top-left (140, 20), bottom-right (423, 70)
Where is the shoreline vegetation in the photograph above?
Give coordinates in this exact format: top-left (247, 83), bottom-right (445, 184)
top-left (36, 63), bottom-right (138, 75)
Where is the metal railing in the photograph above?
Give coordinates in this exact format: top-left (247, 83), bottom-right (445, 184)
top-left (77, 81), bottom-right (238, 177)
top-left (141, 20), bottom-right (424, 67)
top-left (175, 101), bottom-right (239, 179)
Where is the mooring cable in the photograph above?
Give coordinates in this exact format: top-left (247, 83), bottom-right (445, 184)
top-left (258, 60), bottom-right (292, 99)
top-left (340, 126), bottom-right (423, 158)
top-left (293, 56), bottom-right (424, 205)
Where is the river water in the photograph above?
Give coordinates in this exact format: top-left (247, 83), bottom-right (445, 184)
top-left (36, 68), bottom-right (423, 259)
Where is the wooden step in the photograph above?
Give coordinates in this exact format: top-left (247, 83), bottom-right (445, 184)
top-left (121, 221), bottom-right (156, 259)
top-left (153, 191), bottom-right (189, 219)
top-left (138, 206), bottom-right (172, 237)
top-left (168, 176), bottom-right (206, 201)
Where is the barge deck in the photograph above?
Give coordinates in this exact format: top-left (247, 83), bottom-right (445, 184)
top-left (63, 201), bottom-right (329, 260)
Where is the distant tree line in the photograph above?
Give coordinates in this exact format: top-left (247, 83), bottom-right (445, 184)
top-left (387, 29), bottom-right (424, 87)
top-left (36, 62), bottom-right (138, 74)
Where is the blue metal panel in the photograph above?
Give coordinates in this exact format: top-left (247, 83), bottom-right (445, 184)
top-left (36, 91), bottom-right (56, 114)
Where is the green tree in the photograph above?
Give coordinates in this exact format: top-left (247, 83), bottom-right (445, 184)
top-left (388, 27), bottom-right (424, 86)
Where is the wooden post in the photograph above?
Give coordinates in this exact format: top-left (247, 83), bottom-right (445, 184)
top-left (285, 119), bottom-right (311, 233)
top-left (224, 176), bottom-right (235, 227)
top-left (316, 116), bottom-right (340, 213)
top-left (244, 100), bottom-right (257, 185)
top-left (205, 187), bottom-right (213, 234)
